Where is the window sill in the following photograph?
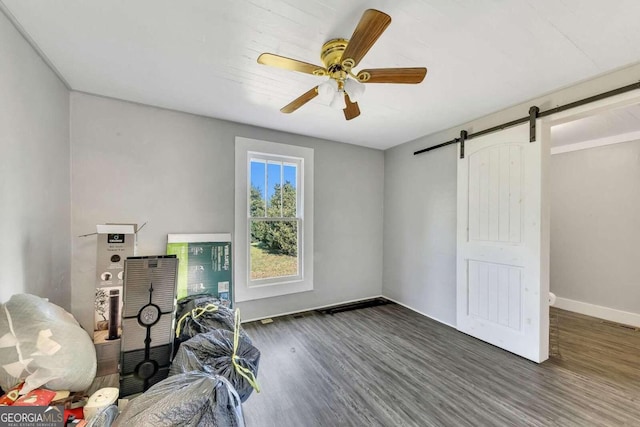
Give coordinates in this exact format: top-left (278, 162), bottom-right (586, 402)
top-left (235, 279), bottom-right (313, 302)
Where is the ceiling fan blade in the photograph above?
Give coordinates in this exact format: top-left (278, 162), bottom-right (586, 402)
top-left (340, 9), bottom-right (391, 70)
top-left (258, 53), bottom-right (327, 76)
top-left (281, 86), bottom-right (319, 113)
top-left (357, 67), bottom-right (427, 84)
top-left (343, 93), bottom-right (361, 120)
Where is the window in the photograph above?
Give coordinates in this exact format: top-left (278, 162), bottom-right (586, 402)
top-left (249, 155), bottom-right (300, 282)
top-left (235, 137), bottom-right (313, 302)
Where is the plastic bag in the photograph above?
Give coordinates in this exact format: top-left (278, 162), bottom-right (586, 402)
top-left (170, 328), bottom-right (260, 402)
top-left (86, 405), bottom-right (119, 427)
top-left (174, 294), bottom-right (249, 346)
top-left (0, 294), bottom-right (97, 394)
top-left (113, 371), bottom-right (244, 427)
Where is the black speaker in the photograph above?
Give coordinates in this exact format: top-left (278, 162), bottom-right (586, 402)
top-left (107, 289), bottom-right (120, 341)
top-left (119, 255), bottom-right (178, 397)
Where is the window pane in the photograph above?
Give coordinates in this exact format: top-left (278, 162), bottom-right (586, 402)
top-left (266, 162), bottom-right (282, 217)
top-left (250, 219), bottom-right (299, 280)
top-left (283, 164), bottom-right (297, 217)
top-left (249, 160), bottom-right (266, 218)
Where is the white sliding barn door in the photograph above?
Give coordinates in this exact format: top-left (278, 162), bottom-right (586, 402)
top-left (457, 123), bottom-right (549, 363)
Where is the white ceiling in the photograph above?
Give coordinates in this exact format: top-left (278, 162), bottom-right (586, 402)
top-left (3, 0), bottom-right (640, 150)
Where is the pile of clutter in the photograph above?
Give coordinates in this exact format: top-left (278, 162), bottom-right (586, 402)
top-left (0, 294), bottom-right (260, 426)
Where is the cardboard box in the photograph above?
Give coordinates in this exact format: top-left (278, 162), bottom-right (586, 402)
top-left (94, 224), bottom-right (137, 376)
top-left (167, 233), bottom-right (233, 305)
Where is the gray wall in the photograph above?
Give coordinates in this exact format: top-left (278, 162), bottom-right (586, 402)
top-left (383, 142), bottom-right (457, 325)
top-left (383, 63), bottom-right (640, 327)
top-left (0, 11), bottom-right (70, 309)
top-left (550, 140), bottom-right (640, 314)
top-left (70, 92), bottom-right (384, 331)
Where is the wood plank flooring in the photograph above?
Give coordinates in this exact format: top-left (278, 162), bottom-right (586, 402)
top-left (551, 308), bottom-right (640, 391)
top-left (242, 304), bottom-right (640, 427)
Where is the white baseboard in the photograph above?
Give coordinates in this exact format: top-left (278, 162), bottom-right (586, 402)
top-left (381, 295), bottom-right (457, 329)
top-left (554, 297), bottom-right (640, 328)
top-left (240, 294), bottom-right (384, 323)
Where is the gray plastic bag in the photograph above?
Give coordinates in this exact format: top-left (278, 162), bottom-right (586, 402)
top-left (86, 405), bottom-right (119, 427)
top-left (175, 295), bottom-right (249, 345)
top-left (170, 329), bottom-right (260, 402)
top-left (113, 371), bottom-right (244, 427)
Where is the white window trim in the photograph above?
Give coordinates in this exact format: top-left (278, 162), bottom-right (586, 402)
top-left (234, 137), bottom-right (314, 302)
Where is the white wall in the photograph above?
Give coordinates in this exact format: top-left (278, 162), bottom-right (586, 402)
top-left (383, 62), bottom-right (640, 327)
top-left (0, 11), bottom-right (70, 309)
top-left (70, 92), bottom-right (384, 331)
top-left (550, 140), bottom-right (640, 315)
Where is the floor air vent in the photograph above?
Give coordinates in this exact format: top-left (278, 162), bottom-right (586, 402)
top-left (316, 297), bottom-right (391, 315)
top-left (291, 312), bottom-right (315, 319)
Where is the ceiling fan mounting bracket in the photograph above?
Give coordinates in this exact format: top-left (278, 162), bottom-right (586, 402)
top-left (341, 58), bottom-right (355, 70)
top-left (356, 71), bottom-right (371, 82)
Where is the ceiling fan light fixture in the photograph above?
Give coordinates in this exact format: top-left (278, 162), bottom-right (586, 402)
top-left (318, 79), bottom-right (338, 101)
top-left (257, 9), bottom-right (426, 120)
top-left (344, 77), bottom-right (365, 102)
top-left (330, 90), bottom-right (346, 109)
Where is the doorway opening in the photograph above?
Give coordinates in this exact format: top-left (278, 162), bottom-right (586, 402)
top-left (546, 98), bottom-right (640, 387)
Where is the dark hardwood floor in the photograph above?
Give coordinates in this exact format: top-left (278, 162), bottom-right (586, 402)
top-left (242, 304), bottom-right (640, 427)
